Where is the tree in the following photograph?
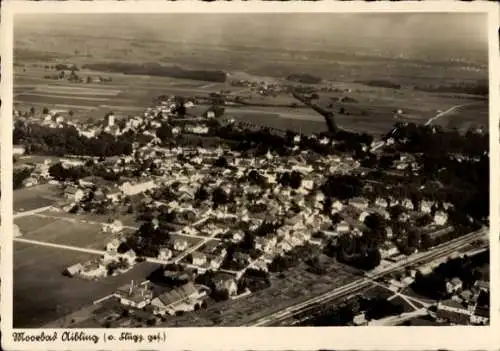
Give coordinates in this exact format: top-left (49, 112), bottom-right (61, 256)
top-left (69, 110), bottom-right (74, 118)
top-left (289, 171), bottom-right (302, 190)
top-left (29, 107), bottom-right (35, 116)
top-left (42, 107), bottom-right (49, 115)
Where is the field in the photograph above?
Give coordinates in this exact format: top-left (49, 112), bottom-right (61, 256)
top-left (14, 241), bottom-right (160, 328)
top-left (15, 215), bottom-right (112, 250)
top-left (13, 184), bottom-right (62, 212)
top-left (14, 63), bottom-right (488, 136)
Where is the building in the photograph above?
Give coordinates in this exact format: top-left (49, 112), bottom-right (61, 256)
top-left (446, 278), bottom-right (463, 295)
top-left (349, 197), bottom-right (369, 210)
top-left (158, 248), bottom-right (173, 261)
top-left (64, 263), bottom-right (83, 277)
top-left (191, 252), bottom-right (207, 266)
top-left (436, 299), bottom-right (473, 324)
top-left (214, 276), bottom-right (238, 297)
top-left (79, 260), bottom-right (107, 280)
top-left (13, 145), bottom-right (26, 156)
top-left (14, 224), bottom-right (22, 237)
top-left (114, 281), bottom-right (153, 309)
top-left (434, 211), bottom-right (448, 226)
top-left (172, 238), bottom-right (189, 252)
top-left (150, 282), bottom-right (207, 316)
top-left (470, 306), bottom-right (489, 325)
top-left (120, 180), bottom-right (157, 196)
top-left (65, 187), bottom-right (85, 203)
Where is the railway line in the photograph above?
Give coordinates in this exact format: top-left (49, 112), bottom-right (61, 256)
top-left (243, 227), bottom-right (487, 326)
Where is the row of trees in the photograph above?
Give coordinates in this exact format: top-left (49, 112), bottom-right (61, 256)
top-left (14, 121), bottom-right (134, 157)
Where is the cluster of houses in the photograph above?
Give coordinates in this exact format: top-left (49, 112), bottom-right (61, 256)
top-left (64, 237), bottom-right (136, 280)
top-left (436, 278), bottom-right (490, 325)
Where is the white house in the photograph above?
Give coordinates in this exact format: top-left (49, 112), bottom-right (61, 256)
top-left (420, 200), bottom-right (434, 214)
top-left (173, 238), bottom-right (189, 252)
top-left (375, 197), bottom-right (389, 208)
top-left (434, 211), bottom-right (448, 226)
top-left (191, 252), bottom-right (207, 266)
top-left (336, 221), bottom-right (350, 233)
top-left (106, 238), bottom-right (121, 253)
top-left (120, 180), bottom-right (157, 196)
top-left (332, 200), bottom-right (344, 212)
top-left (401, 198), bottom-right (414, 210)
top-left (158, 248), bottom-right (173, 261)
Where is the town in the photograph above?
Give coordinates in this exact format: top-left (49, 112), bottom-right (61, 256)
top-left (12, 12), bottom-right (490, 329)
top-left (13, 87), bottom-right (489, 327)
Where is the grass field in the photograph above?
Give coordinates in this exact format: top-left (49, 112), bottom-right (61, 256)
top-left (15, 215), bottom-right (112, 250)
top-left (15, 66), bottom-right (488, 135)
top-left (14, 241), bottom-right (160, 328)
top-left (13, 184), bottom-right (62, 212)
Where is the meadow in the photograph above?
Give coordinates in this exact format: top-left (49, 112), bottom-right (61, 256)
top-left (14, 241), bottom-right (160, 328)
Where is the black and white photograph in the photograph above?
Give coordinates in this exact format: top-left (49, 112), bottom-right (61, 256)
top-left (2, 1), bottom-right (499, 350)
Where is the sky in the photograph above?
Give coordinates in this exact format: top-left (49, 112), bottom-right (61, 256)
top-left (16, 13), bottom-right (489, 62)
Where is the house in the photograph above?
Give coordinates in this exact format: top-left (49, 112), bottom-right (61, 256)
top-left (446, 277), bottom-right (463, 295)
top-left (353, 312), bottom-right (367, 326)
top-left (103, 220), bottom-right (123, 234)
top-left (79, 260), bottom-right (107, 280)
top-left (401, 198), bottom-right (414, 210)
top-left (336, 221), bottom-right (350, 233)
top-left (13, 145), bottom-right (26, 155)
top-left (215, 276), bottom-right (238, 297)
top-left (375, 197), bottom-right (389, 208)
top-left (120, 180), bottom-right (157, 196)
top-left (231, 231), bottom-right (245, 243)
top-left (114, 281), bottom-right (153, 309)
top-left (379, 242), bottom-right (399, 259)
top-left (150, 282), bottom-right (207, 316)
top-left (210, 255), bottom-right (225, 270)
top-left (470, 306), bottom-right (489, 325)
top-left (420, 200), bottom-right (434, 214)
top-left (122, 250), bottom-right (137, 265)
top-left (434, 211), bottom-right (448, 226)
top-left (14, 224), bottom-right (22, 237)
top-left (65, 187), bottom-right (85, 203)
top-left (158, 248), bottom-right (173, 261)
top-left (106, 238), bottom-right (121, 253)
top-left (474, 280), bottom-right (489, 292)
top-left (191, 252), bottom-right (207, 266)
top-left (64, 263), bottom-right (83, 277)
top-left (172, 238), bottom-right (189, 252)
top-left (348, 197), bottom-right (369, 211)
top-left (436, 299), bottom-right (473, 324)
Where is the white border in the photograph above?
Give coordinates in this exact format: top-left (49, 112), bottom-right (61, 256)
top-left (1, 2), bottom-right (499, 351)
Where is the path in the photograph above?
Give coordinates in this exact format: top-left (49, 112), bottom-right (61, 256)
top-left (424, 102), bottom-right (484, 126)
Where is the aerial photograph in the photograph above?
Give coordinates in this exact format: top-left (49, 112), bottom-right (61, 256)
top-left (11, 13), bottom-right (490, 328)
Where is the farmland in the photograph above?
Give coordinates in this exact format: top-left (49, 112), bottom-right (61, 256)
top-left (13, 184), bottom-right (62, 212)
top-left (13, 13), bottom-right (489, 135)
top-left (13, 241), bottom-right (160, 328)
top-left (15, 215), bottom-right (113, 250)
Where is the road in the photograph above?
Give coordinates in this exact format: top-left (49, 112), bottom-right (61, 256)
top-left (368, 308), bottom-right (428, 326)
top-left (370, 102), bottom-right (484, 152)
top-left (424, 102), bottom-right (483, 126)
top-left (244, 227), bottom-right (487, 326)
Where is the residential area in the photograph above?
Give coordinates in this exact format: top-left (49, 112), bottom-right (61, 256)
top-left (13, 90), bottom-right (489, 327)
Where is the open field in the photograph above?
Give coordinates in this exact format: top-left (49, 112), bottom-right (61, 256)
top-left (14, 241), bottom-right (160, 328)
top-left (15, 65), bottom-right (488, 135)
top-left (15, 215), bottom-right (112, 250)
top-left (13, 184), bottom-right (62, 212)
